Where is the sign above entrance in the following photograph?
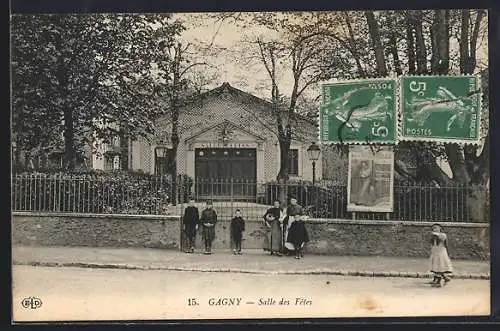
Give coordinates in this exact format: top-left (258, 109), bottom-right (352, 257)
top-left (189, 142), bottom-right (261, 150)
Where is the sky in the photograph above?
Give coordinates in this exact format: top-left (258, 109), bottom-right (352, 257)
top-left (173, 12), bottom-right (312, 100)
top-left (173, 11), bottom-right (489, 105)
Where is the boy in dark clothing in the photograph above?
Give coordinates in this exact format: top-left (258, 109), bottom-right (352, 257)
top-left (200, 200), bottom-right (217, 254)
top-left (182, 198), bottom-right (199, 253)
top-left (231, 209), bottom-right (245, 255)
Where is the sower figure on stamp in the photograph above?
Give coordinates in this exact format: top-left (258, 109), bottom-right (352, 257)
top-left (263, 200), bottom-right (284, 256)
top-left (283, 198), bottom-right (303, 256)
top-left (182, 197), bottom-right (199, 253)
top-left (230, 209), bottom-right (245, 255)
top-left (200, 200), bottom-right (217, 255)
top-left (429, 223), bottom-right (453, 287)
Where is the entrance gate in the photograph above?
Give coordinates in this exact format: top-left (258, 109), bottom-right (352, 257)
top-left (194, 148), bottom-right (257, 200)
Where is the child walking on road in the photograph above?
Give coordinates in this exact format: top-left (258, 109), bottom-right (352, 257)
top-left (231, 209), bottom-right (245, 255)
top-left (429, 223), bottom-right (453, 287)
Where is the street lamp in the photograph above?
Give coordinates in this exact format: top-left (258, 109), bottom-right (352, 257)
top-left (306, 142), bottom-right (321, 186)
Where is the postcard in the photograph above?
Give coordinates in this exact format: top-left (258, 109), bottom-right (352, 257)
top-left (11, 9), bottom-right (490, 321)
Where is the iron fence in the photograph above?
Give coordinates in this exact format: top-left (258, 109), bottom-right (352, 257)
top-left (11, 173), bottom-right (184, 215)
top-left (11, 173), bottom-right (488, 223)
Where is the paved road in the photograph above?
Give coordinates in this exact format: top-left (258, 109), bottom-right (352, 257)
top-left (12, 266), bottom-right (489, 321)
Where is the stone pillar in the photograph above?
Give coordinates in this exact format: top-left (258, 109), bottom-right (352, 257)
top-left (186, 144), bottom-right (195, 179)
top-left (256, 142), bottom-right (265, 183)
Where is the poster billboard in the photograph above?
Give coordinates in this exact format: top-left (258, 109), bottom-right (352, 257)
top-left (347, 145), bottom-right (394, 213)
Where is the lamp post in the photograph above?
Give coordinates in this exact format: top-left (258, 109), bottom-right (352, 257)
top-left (306, 142), bottom-right (321, 186)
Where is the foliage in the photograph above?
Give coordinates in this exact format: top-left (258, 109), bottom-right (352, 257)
top-left (11, 14), bottom-right (185, 168)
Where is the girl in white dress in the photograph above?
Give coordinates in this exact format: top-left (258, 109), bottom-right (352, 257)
top-left (429, 224), bottom-right (453, 287)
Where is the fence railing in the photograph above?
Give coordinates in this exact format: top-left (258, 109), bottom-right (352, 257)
top-left (11, 173), bottom-right (488, 223)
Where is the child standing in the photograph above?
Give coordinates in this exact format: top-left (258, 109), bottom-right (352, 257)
top-left (200, 200), bottom-right (218, 255)
top-left (286, 214), bottom-right (309, 259)
top-left (182, 197), bottom-right (199, 253)
top-left (231, 209), bottom-right (245, 255)
top-left (429, 223), bottom-right (453, 287)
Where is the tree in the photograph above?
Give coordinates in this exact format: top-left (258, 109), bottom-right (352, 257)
top-left (306, 9), bottom-right (487, 191)
top-left (359, 9), bottom-right (488, 221)
top-left (154, 37), bottom-right (210, 204)
top-left (217, 13), bottom-right (329, 186)
top-left (239, 10), bottom-right (489, 218)
top-left (11, 14), bottom-right (184, 170)
top-left (365, 11), bottom-right (388, 76)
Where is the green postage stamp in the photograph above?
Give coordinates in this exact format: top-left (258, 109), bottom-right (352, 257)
top-left (320, 79), bottom-right (397, 144)
top-left (320, 78), bottom-right (397, 144)
top-left (400, 75), bottom-right (482, 143)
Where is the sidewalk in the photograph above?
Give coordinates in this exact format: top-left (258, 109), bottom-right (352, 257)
top-left (12, 245), bottom-right (490, 280)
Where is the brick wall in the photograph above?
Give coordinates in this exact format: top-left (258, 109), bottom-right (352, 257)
top-left (12, 212), bottom-right (489, 260)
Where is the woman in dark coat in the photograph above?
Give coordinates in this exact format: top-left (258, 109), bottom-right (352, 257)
top-left (263, 200), bottom-right (284, 256)
top-left (283, 198), bottom-right (304, 254)
top-left (286, 214), bottom-right (309, 259)
top-left (200, 200), bottom-right (217, 254)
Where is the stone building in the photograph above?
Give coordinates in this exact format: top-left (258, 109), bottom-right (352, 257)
top-left (109, 82), bottom-right (321, 199)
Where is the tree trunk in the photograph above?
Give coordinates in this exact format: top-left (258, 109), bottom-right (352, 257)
top-left (365, 11), bottom-right (388, 76)
top-left (469, 10), bottom-right (486, 73)
top-left (14, 136), bottom-right (21, 168)
top-left (119, 127), bottom-right (129, 171)
top-left (63, 108), bottom-right (76, 171)
top-left (169, 43), bottom-right (182, 206)
top-left (459, 9), bottom-right (470, 74)
top-left (170, 130), bottom-right (179, 205)
top-left (414, 11), bottom-right (428, 74)
top-left (431, 10), bottom-right (450, 74)
top-left (467, 184), bottom-right (488, 222)
top-left (344, 12), bottom-right (367, 77)
top-left (277, 132), bottom-right (291, 182)
top-left (170, 109), bottom-right (180, 205)
top-left (445, 144), bottom-right (471, 184)
top-left (405, 12), bottom-right (416, 74)
top-left (277, 132), bottom-right (291, 206)
top-left (387, 15), bottom-right (403, 75)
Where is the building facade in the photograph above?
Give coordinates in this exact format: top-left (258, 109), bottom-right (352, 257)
top-left (124, 82), bottom-right (321, 197)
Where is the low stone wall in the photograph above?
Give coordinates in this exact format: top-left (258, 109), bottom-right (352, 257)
top-left (12, 213), bottom-right (489, 260)
top-left (12, 212), bottom-right (181, 249)
top-left (305, 219), bottom-right (490, 260)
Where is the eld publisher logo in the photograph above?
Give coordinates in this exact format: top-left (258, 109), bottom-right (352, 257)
top-left (21, 297), bottom-right (42, 309)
